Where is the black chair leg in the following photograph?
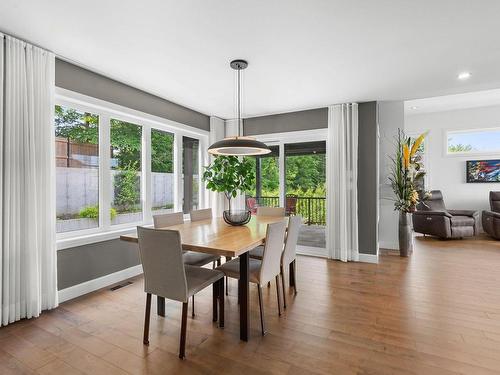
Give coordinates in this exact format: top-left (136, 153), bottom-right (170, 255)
top-left (216, 258), bottom-right (221, 267)
top-left (257, 285), bottom-right (266, 336)
top-left (179, 302), bottom-right (188, 359)
top-left (281, 265), bottom-right (287, 309)
top-left (292, 260), bottom-right (298, 295)
top-left (143, 293), bottom-right (151, 345)
top-left (225, 257), bottom-right (231, 296)
top-left (218, 279), bottom-right (224, 328)
top-left (275, 275), bottom-right (282, 316)
top-left (212, 283), bottom-right (218, 322)
top-left (191, 295), bottom-right (195, 318)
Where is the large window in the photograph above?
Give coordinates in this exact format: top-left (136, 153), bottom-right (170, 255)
top-left (182, 136), bottom-right (199, 214)
top-left (55, 105), bottom-right (100, 233)
top-left (110, 119), bottom-right (143, 225)
top-left (55, 91), bottom-right (208, 245)
top-left (447, 128), bottom-right (500, 154)
top-left (151, 129), bottom-right (175, 214)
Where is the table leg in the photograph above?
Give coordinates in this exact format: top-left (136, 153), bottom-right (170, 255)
top-left (289, 262), bottom-right (295, 288)
top-left (157, 296), bottom-right (165, 317)
top-left (239, 252), bottom-right (249, 341)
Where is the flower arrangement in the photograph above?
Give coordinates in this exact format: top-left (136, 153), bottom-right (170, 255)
top-left (389, 129), bottom-right (427, 213)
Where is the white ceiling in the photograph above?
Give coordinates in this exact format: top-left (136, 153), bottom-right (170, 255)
top-left (1, 1), bottom-right (500, 119)
top-left (406, 88), bottom-right (500, 115)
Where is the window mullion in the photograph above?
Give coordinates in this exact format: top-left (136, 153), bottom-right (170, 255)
top-left (143, 125), bottom-right (152, 224)
top-left (173, 131), bottom-right (182, 213)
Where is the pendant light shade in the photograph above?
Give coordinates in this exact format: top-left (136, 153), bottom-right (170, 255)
top-left (208, 59), bottom-right (271, 156)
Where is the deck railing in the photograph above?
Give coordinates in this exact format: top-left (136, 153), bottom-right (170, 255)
top-left (248, 196), bottom-right (326, 226)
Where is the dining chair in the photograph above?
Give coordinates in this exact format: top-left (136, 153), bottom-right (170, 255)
top-left (137, 227), bottom-right (224, 359)
top-left (249, 206), bottom-right (286, 261)
top-left (256, 206), bottom-right (286, 217)
top-left (153, 211), bottom-right (221, 317)
top-left (250, 215), bottom-right (302, 308)
top-left (216, 220), bottom-right (287, 335)
top-left (190, 208), bottom-right (212, 222)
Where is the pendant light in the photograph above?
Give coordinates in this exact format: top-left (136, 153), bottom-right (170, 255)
top-left (208, 59), bottom-right (271, 156)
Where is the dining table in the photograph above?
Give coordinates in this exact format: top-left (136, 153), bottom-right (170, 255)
top-left (120, 215), bottom-right (289, 341)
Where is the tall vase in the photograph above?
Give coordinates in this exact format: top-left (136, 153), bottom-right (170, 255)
top-left (398, 211), bottom-right (413, 257)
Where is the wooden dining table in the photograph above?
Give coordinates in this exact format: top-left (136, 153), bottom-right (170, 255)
top-left (120, 215), bottom-right (288, 341)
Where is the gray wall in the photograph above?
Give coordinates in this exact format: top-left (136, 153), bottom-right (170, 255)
top-left (378, 101), bottom-right (404, 249)
top-left (358, 102), bottom-right (379, 255)
top-left (55, 59), bottom-right (210, 131)
top-left (58, 239), bottom-right (140, 290)
top-left (243, 108), bottom-right (327, 135)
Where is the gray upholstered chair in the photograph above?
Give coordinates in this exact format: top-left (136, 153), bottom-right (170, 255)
top-left (412, 190), bottom-right (479, 239)
top-left (190, 208), bottom-right (212, 222)
top-left (482, 192), bottom-right (500, 240)
top-left (250, 215), bottom-right (301, 308)
top-left (152, 212), bottom-right (221, 317)
top-left (256, 206), bottom-right (286, 217)
top-left (216, 220), bottom-right (287, 335)
top-left (137, 227), bottom-right (224, 359)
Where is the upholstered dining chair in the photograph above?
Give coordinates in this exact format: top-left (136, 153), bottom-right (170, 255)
top-left (137, 227), bottom-right (224, 359)
top-left (152, 212), bottom-right (221, 317)
top-left (216, 220), bottom-right (287, 335)
top-left (190, 208), bottom-right (212, 222)
top-left (250, 215), bottom-right (301, 308)
top-left (256, 206), bottom-right (286, 217)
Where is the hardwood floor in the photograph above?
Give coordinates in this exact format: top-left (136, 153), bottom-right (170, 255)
top-left (2, 234), bottom-right (500, 374)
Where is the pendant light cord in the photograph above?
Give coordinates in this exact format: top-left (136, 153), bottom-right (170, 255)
top-left (237, 67), bottom-right (241, 137)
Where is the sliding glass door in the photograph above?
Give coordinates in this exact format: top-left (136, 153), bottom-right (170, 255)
top-left (245, 131), bottom-right (328, 257)
top-left (285, 141), bottom-right (326, 255)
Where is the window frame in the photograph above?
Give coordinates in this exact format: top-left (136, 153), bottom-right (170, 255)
top-left (55, 88), bottom-right (209, 250)
top-left (445, 126), bottom-right (500, 157)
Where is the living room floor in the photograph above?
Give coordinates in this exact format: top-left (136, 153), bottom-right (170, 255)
top-left (1, 235), bottom-right (500, 374)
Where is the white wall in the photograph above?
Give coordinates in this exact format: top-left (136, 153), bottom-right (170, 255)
top-left (378, 101), bottom-right (404, 249)
top-left (405, 105), bottom-right (500, 215)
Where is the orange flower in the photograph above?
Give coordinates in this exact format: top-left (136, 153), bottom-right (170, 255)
top-left (410, 131), bottom-right (427, 157)
top-left (403, 144), bottom-right (410, 169)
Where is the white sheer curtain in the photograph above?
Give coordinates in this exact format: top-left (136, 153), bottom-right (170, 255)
top-left (326, 103), bottom-right (359, 261)
top-left (0, 34), bottom-right (58, 325)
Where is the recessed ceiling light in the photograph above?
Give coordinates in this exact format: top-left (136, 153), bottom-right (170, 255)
top-left (458, 71), bottom-right (471, 80)
top-left (410, 106), bottom-right (418, 110)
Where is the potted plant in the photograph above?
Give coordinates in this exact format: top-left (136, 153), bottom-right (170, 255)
top-left (388, 129), bottom-right (427, 256)
top-left (203, 156), bottom-right (255, 225)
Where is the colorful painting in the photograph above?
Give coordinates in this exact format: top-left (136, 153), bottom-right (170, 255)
top-left (466, 160), bottom-right (500, 183)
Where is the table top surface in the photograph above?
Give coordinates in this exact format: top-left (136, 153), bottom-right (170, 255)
top-left (120, 216), bottom-right (287, 257)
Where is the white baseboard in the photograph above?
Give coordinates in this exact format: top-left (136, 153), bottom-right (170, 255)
top-left (297, 245), bottom-right (328, 258)
top-left (379, 241), bottom-right (399, 250)
top-left (58, 265), bottom-right (143, 303)
top-left (358, 253), bottom-right (379, 263)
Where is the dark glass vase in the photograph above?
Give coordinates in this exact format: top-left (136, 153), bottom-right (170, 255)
top-left (223, 209), bottom-right (251, 226)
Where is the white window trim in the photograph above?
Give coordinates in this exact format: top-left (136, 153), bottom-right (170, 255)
top-left (55, 88), bottom-right (209, 250)
top-left (444, 126), bottom-right (500, 158)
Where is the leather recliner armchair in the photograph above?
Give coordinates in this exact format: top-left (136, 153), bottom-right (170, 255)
top-left (482, 192), bottom-right (500, 240)
top-left (412, 190), bottom-right (479, 239)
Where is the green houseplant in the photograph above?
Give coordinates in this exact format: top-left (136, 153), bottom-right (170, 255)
top-left (203, 156), bottom-right (255, 225)
top-left (388, 129), bottom-right (427, 256)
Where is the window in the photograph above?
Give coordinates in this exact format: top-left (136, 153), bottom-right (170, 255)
top-left (151, 129), bottom-right (174, 214)
top-left (110, 119), bottom-right (143, 225)
top-left (447, 128), bottom-right (500, 154)
top-left (55, 105), bottom-right (99, 233)
top-left (182, 136), bottom-right (199, 214)
top-left (245, 146), bottom-right (280, 207)
top-left (55, 89), bottom-right (208, 247)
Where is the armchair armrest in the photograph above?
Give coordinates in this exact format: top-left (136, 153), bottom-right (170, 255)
top-left (413, 210), bottom-right (452, 218)
top-left (483, 210), bottom-right (500, 219)
top-left (448, 209), bottom-right (479, 218)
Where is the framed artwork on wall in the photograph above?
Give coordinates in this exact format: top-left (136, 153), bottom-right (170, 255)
top-left (466, 159), bottom-right (500, 183)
